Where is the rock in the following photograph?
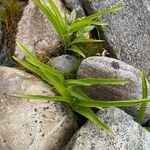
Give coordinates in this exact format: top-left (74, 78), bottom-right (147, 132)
top-left (63, 0), bottom-right (85, 17)
top-left (82, 0), bottom-right (150, 78)
top-left (64, 107), bottom-right (150, 150)
top-left (48, 54), bottom-right (79, 78)
top-left (77, 56), bottom-right (150, 123)
top-left (15, 0), bottom-right (66, 60)
top-left (0, 67), bottom-right (78, 150)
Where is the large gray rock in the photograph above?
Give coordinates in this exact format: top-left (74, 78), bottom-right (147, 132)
top-left (0, 67), bottom-right (78, 150)
top-left (82, 0), bottom-right (150, 77)
top-left (77, 56), bottom-right (150, 123)
top-left (48, 54), bottom-right (79, 77)
top-left (15, 0), bottom-right (65, 60)
top-left (64, 107), bottom-right (150, 150)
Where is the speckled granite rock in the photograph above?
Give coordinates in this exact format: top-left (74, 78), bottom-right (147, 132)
top-left (64, 107), bottom-right (150, 150)
top-left (0, 67), bottom-right (78, 150)
top-left (77, 56), bottom-right (150, 123)
top-left (82, 0), bottom-right (150, 78)
top-left (63, 0), bottom-right (85, 17)
top-left (48, 54), bottom-right (79, 77)
top-left (15, 0), bottom-right (65, 60)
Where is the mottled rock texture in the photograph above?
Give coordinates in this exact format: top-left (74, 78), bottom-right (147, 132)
top-left (15, 0), bottom-right (66, 60)
top-left (77, 56), bottom-right (150, 123)
top-left (48, 54), bottom-right (79, 77)
top-left (64, 107), bottom-right (150, 150)
top-left (0, 67), bottom-right (78, 150)
top-left (82, 0), bottom-right (150, 77)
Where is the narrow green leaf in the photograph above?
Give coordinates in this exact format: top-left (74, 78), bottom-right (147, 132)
top-left (69, 38), bottom-right (104, 46)
top-left (12, 94), bottom-right (70, 102)
top-left (16, 40), bottom-right (64, 82)
top-left (26, 57), bottom-right (64, 83)
top-left (40, 67), bottom-right (71, 97)
top-left (136, 70), bottom-right (148, 123)
top-left (70, 20), bottom-right (108, 33)
top-left (13, 56), bottom-right (52, 85)
top-left (80, 5), bottom-right (124, 21)
top-left (32, 0), bottom-right (65, 41)
top-left (72, 105), bottom-right (112, 134)
top-left (65, 78), bottom-right (128, 87)
top-left (16, 39), bottom-right (40, 62)
top-left (67, 87), bottom-right (92, 101)
top-left (75, 98), bottom-right (150, 108)
top-left (68, 45), bottom-right (86, 58)
top-left (76, 26), bottom-right (95, 37)
top-left (47, 0), bottom-right (65, 28)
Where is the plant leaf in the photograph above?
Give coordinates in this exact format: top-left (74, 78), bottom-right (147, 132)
top-left (68, 45), bottom-right (86, 58)
top-left (40, 67), bottom-right (70, 97)
top-left (16, 40), bottom-right (64, 82)
top-left (32, 0), bottom-right (65, 41)
top-left (72, 105), bottom-right (112, 134)
top-left (47, 0), bottom-right (65, 29)
top-left (65, 78), bottom-right (128, 86)
top-left (75, 98), bottom-right (150, 108)
top-left (12, 94), bottom-right (70, 102)
top-left (69, 38), bottom-right (104, 46)
top-left (136, 69), bottom-right (148, 123)
top-left (70, 20), bottom-right (108, 33)
top-left (13, 56), bottom-right (52, 85)
top-left (67, 87), bottom-right (92, 101)
top-left (80, 5), bottom-right (124, 21)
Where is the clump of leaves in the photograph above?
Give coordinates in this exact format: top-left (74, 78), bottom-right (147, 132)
top-left (13, 40), bottom-right (150, 134)
top-left (32, 0), bottom-right (124, 58)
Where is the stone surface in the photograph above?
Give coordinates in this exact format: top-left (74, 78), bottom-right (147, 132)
top-left (15, 0), bottom-right (65, 60)
top-left (77, 56), bottom-right (150, 123)
top-left (0, 67), bottom-right (78, 150)
top-left (63, 0), bottom-right (85, 17)
top-left (64, 107), bottom-right (150, 150)
top-left (82, 0), bottom-right (150, 77)
top-left (48, 54), bottom-right (79, 77)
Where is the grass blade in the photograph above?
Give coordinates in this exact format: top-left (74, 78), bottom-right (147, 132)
top-left (65, 78), bottom-right (128, 86)
top-left (136, 70), bottom-right (148, 123)
top-left (17, 40), bottom-right (64, 82)
top-left (13, 56), bottom-right (52, 85)
top-left (72, 105), bottom-right (112, 134)
top-left (32, 0), bottom-right (65, 40)
top-left (68, 45), bottom-right (86, 58)
top-left (47, 0), bottom-right (65, 28)
top-left (16, 39), bottom-right (40, 62)
top-left (69, 38), bottom-right (104, 46)
top-left (40, 67), bottom-right (70, 97)
top-left (67, 87), bottom-right (92, 101)
top-left (70, 21), bottom-right (108, 33)
top-left (12, 94), bottom-right (70, 102)
top-left (80, 5), bottom-right (124, 21)
top-left (75, 98), bottom-right (150, 108)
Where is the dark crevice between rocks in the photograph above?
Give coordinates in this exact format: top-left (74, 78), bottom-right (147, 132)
top-left (0, 0), bottom-right (28, 67)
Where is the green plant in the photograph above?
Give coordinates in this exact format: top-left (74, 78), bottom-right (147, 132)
top-left (13, 40), bottom-right (150, 134)
top-left (136, 70), bottom-right (148, 123)
top-left (32, 0), bottom-right (124, 58)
